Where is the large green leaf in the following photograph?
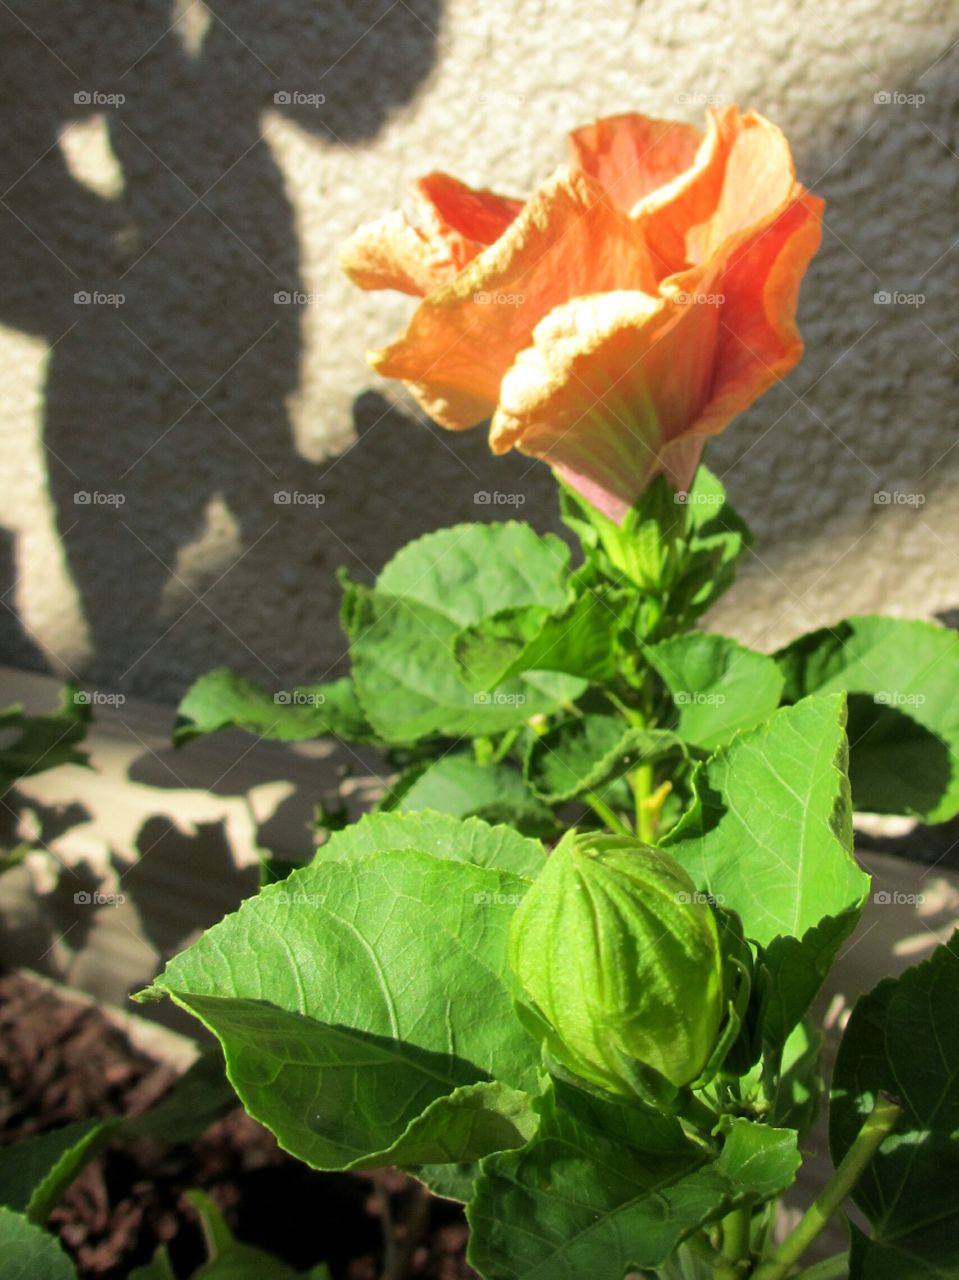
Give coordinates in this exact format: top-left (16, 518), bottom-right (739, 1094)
top-left (139, 848), bottom-right (539, 1170)
top-left (383, 755), bottom-right (555, 837)
top-left (646, 633), bottom-right (784, 751)
top-left (376, 522), bottom-right (570, 620)
top-left (776, 615), bottom-right (959, 822)
top-left (0, 1207), bottom-right (76, 1279)
top-left (350, 523), bottom-right (584, 741)
top-left (664, 694), bottom-right (869, 1039)
top-left (830, 934), bottom-right (959, 1278)
top-left (0, 1120), bottom-right (110, 1224)
top-left (312, 809), bottom-right (545, 879)
top-left (173, 670), bottom-right (376, 746)
top-left (525, 714), bottom-right (681, 803)
top-left (468, 1084), bottom-right (799, 1279)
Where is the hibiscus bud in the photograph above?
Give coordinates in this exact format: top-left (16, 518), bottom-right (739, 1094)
top-left (509, 831), bottom-right (724, 1095)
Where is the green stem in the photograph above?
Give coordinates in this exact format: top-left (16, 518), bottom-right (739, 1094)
top-left (721, 1204), bottom-right (751, 1266)
top-left (632, 761), bottom-right (656, 842)
top-left (584, 790), bottom-right (632, 837)
top-left (791, 1255), bottom-right (850, 1280)
top-left (752, 1093), bottom-right (901, 1280)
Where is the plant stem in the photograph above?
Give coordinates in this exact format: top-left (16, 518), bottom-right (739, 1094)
top-left (791, 1254), bottom-right (850, 1280)
top-left (584, 790), bottom-right (633, 836)
top-left (752, 1093), bottom-right (901, 1280)
top-left (632, 761), bottom-right (656, 842)
top-left (721, 1204), bottom-right (752, 1267)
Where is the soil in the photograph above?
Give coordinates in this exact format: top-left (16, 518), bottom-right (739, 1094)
top-left (0, 969), bottom-right (478, 1279)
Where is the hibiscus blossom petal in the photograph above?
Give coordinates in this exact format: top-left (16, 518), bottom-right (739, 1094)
top-left (488, 287), bottom-right (722, 521)
top-left (340, 173), bottom-right (523, 297)
top-left (371, 167), bottom-right (659, 429)
top-left (568, 113), bottom-right (703, 214)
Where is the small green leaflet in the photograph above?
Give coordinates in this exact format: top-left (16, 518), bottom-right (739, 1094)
top-left (382, 755), bottom-right (556, 837)
top-left (0, 1207), bottom-right (77, 1280)
top-left (646, 633), bottom-right (784, 751)
top-left (0, 1120), bottom-right (110, 1224)
top-left (525, 714), bottom-right (681, 803)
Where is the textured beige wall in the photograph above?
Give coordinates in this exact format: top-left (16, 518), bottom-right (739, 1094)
top-left (1, 0), bottom-right (957, 703)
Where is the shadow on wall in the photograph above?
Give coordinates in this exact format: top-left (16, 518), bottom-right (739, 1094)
top-left (0, 0), bottom-right (441, 697)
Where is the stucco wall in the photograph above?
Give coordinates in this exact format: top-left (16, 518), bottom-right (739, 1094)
top-left (1, 0), bottom-right (957, 702)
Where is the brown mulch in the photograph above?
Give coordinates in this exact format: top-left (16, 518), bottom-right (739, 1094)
top-left (0, 969), bottom-right (478, 1279)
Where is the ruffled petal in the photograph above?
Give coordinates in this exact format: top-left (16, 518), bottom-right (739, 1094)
top-left (488, 286), bottom-right (722, 521)
top-left (371, 167), bottom-right (659, 429)
top-left (568, 113), bottom-right (703, 214)
top-left (339, 173), bottom-right (523, 297)
top-left (687, 190), bottom-right (824, 438)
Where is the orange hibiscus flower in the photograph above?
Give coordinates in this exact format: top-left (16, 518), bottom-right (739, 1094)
top-left (341, 107), bottom-right (823, 521)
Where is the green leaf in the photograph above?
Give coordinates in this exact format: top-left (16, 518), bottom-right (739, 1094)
top-left (646, 633), bottom-right (785, 751)
top-left (173, 670), bottom-right (376, 746)
top-left (776, 615), bottom-right (959, 822)
top-left (383, 754), bottom-right (556, 836)
top-left (129, 1248), bottom-right (177, 1280)
top-left (376, 522), bottom-right (571, 620)
top-left (525, 714), bottom-right (681, 803)
top-left (830, 934), bottom-right (959, 1278)
top-left (664, 694), bottom-right (870, 1040)
top-left (677, 467), bottom-right (751, 618)
top-left (139, 848), bottom-right (539, 1170)
top-left (467, 1083), bottom-right (799, 1278)
top-left (312, 809), bottom-right (545, 879)
top-left (349, 524), bottom-right (585, 742)
top-left (0, 1207), bottom-right (77, 1279)
top-left (0, 1120), bottom-right (111, 1223)
top-left (453, 588), bottom-right (622, 691)
top-left (0, 689), bottom-right (89, 790)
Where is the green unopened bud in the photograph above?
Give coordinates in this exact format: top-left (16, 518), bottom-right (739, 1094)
top-left (509, 832), bottom-right (724, 1096)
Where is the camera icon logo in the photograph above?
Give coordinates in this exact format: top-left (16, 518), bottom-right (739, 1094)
top-left (274, 491), bottom-right (292, 504)
top-left (474, 491), bottom-right (491, 504)
top-left (274, 91), bottom-right (292, 105)
top-left (874, 491), bottom-right (891, 505)
top-left (74, 291), bottom-right (92, 304)
top-left (74, 491), bottom-right (91, 504)
top-left (874, 290), bottom-right (892, 304)
top-left (74, 90), bottom-right (92, 105)
top-left (473, 692), bottom-right (492, 705)
top-left (274, 691), bottom-right (292, 704)
top-left (74, 691), bottom-right (92, 705)
top-left (874, 91), bottom-right (892, 105)
top-left (74, 891), bottom-right (92, 904)
top-left (274, 290), bottom-right (291, 304)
